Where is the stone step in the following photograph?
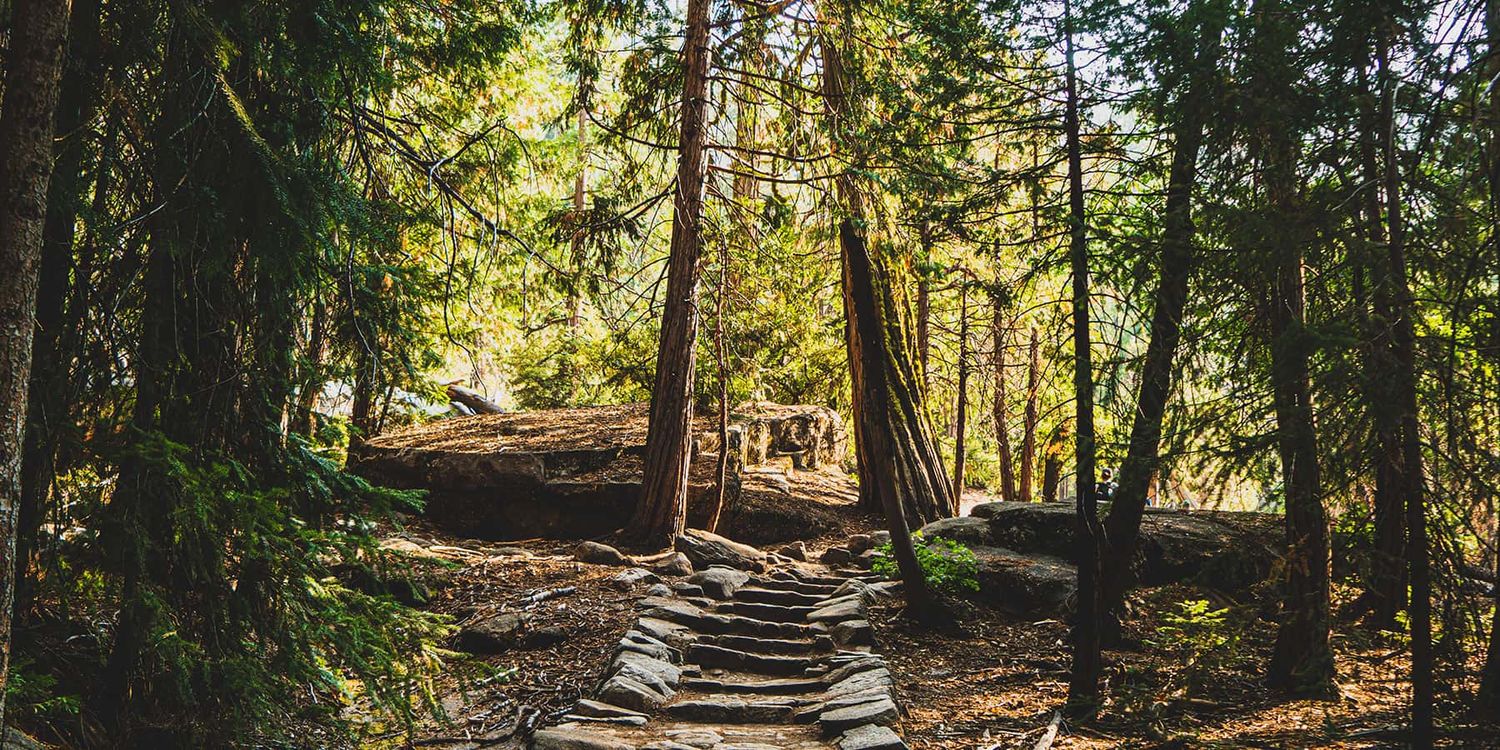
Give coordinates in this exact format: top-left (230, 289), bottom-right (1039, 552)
top-left (681, 676), bottom-right (827, 696)
top-left (688, 643), bottom-right (821, 676)
top-left (664, 697), bottom-right (803, 724)
top-left (752, 577), bottom-right (842, 596)
top-left (644, 601), bottom-right (817, 639)
top-left (734, 587), bottom-right (830, 607)
top-left (701, 633), bottom-right (835, 656)
top-left (717, 601), bottom-right (818, 622)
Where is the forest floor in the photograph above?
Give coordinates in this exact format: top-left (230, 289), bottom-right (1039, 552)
top-left (365, 480), bottom-right (1497, 750)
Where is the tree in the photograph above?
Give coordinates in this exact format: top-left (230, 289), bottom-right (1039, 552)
top-left (1099, 1), bottom-right (1224, 624)
top-left (819, 6), bottom-right (954, 529)
top-left (626, 0), bottom-right (713, 548)
top-left (1063, 0), bottom-right (1105, 713)
top-left (0, 0), bottom-right (72, 728)
top-left (1246, 0), bottom-right (1336, 696)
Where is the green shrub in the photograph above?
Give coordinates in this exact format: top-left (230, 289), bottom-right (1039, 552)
top-left (1148, 598), bottom-right (1243, 695)
top-left (871, 534), bottom-right (980, 595)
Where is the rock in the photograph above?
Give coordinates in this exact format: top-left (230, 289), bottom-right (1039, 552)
top-left (807, 598), bottom-right (864, 623)
top-left (563, 714), bottom-right (648, 727)
top-left (970, 501), bottom-right (1278, 593)
top-left (598, 674), bottom-right (669, 712)
top-left (914, 516), bottom-right (994, 547)
top-left (830, 619), bottom-right (874, 647)
top-left (971, 545), bottom-right (1076, 616)
top-left (575, 541), bottom-right (630, 566)
top-left (572, 698), bottom-right (647, 720)
top-left (611, 567), bottom-right (660, 589)
top-left (646, 583), bottom-right (672, 597)
top-left (0, 729), bottom-right (43, 750)
top-left (845, 534), bottom-right (876, 554)
top-left (457, 612), bottom-right (528, 654)
top-left (688, 568), bottom-right (751, 599)
top-left (665, 698), bottom-right (797, 723)
top-left (663, 728), bottom-right (724, 748)
top-left (641, 743), bottom-right (699, 750)
top-left (620, 631), bottom-right (678, 662)
top-left (522, 626), bottom-right (568, 649)
top-left (491, 545), bottom-right (534, 557)
top-left (671, 581), bottom-right (706, 597)
top-left (530, 727), bottom-right (634, 750)
top-left (855, 549), bottom-right (878, 569)
top-left (611, 650), bottom-right (683, 690)
top-left (777, 541), bottom-right (809, 561)
top-left (838, 724), bottom-right (907, 750)
top-left (820, 547), bottom-right (856, 566)
top-left (820, 697), bottom-right (900, 735)
top-left (687, 643), bottom-right (816, 675)
top-left (652, 552), bottom-right (695, 576)
top-left (676, 529), bottom-right (768, 572)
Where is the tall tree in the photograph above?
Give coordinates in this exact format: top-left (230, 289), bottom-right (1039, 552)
top-left (627, 0), bottom-right (713, 548)
top-left (992, 306), bottom-right (1019, 501)
top-left (1481, 0), bottom-right (1500, 718)
top-left (1063, 0), bottom-right (1105, 713)
top-left (0, 0), bottom-right (73, 728)
top-left (1372, 26), bottom-right (1433, 746)
top-left (1098, 2), bottom-right (1224, 621)
top-left (1248, 0), bottom-right (1336, 696)
top-left (1019, 326), bottom-right (1040, 502)
top-left (820, 8), bottom-right (948, 616)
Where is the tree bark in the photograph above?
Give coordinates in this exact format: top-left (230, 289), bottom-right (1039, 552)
top-left (1019, 327), bottom-right (1039, 502)
top-left (820, 10), bottom-right (952, 537)
top-left (0, 0), bottom-right (72, 727)
top-left (1062, 0), bottom-right (1104, 714)
top-left (952, 282), bottom-right (969, 506)
top-left (1097, 7), bottom-right (1221, 621)
top-left (992, 302), bottom-right (1018, 501)
top-left (628, 0), bottom-right (711, 548)
top-left (15, 0), bottom-right (102, 612)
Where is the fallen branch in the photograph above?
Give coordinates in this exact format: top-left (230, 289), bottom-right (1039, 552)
top-left (447, 384), bottom-right (505, 414)
top-left (524, 586), bottom-right (577, 606)
top-left (1033, 711), bottom-right (1063, 750)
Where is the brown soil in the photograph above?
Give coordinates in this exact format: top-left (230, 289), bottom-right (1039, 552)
top-left (872, 583), bottom-right (1498, 749)
top-left (361, 403), bottom-right (678, 454)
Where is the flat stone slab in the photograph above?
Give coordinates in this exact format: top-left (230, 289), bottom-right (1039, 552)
top-left (665, 698), bottom-right (799, 723)
top-left (838, 724), bottom-right (907, 750)
top-left (531, 728), bottom-right (635, 750)
top-left (819, 698), bottom-right (899, 735)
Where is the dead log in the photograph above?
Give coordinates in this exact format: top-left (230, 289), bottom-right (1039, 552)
top-left (1033, 711), bottom-right (1062, 750)
top-left (447, 384), bottom-right (505, 414)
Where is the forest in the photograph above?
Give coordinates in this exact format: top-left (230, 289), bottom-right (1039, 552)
top-left (0, 0), bottom-right (1499, 747)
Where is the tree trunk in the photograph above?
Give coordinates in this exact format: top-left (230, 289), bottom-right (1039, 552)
top-left (992, 302), bottom-right (1018, 501)
top-left (1255, 0), bottom-right (1335, 695)
top-left (1374, 32), bottom-right (1432, 747)
top-left (15, 0), bottom-right (102, 613)
top-left (1019, 327), bottom-right (1039, 502)
top-left (1354, 59), bottom-right (1407, 632)
top-left (0, 0), bottom-right (72, 727)
top-left (627, 0), bottom-right (711, 548)
top-left (1042, 423), bottom-right (1066, 503)
top-left (1062, 1), bottom-right (1104, 714)
top-left (952, 282), bottom-right (969, 506)
top-left (289, 297), bottom-right (328, 437)
top-left (706, 210), bottom-right (731, 533)
top-left (820, 11), bottom-right (953, 536)
top-left (1098, 7), bottom-right (1221, 621)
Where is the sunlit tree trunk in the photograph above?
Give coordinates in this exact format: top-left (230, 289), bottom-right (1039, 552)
top-left (992, 303), bottom-right (1018, 501)
top-left (952, 282), bottom-right (969, 505)
top-left (0, 0), bottom-right (72, 727)
top-left (1098, 7), bottom-right (1221, 622)
top-left (1062, 0), bottom-right (1104, 714)
top-left (627, 0), bottom-right (712, 548)
top-left (1019, 327), bottom-right (1039, 502)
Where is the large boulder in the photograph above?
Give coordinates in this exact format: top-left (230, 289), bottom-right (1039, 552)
top-left (971, 546), bottom-right (1076, 616)
top-left (915, 516), bottom-right (993, 547)
top-left (960, 502), bottom-right (1278, 593)
top-left (675, 529), bottom-right (768, 572)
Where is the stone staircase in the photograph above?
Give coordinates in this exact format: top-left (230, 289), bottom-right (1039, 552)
top-left (530, 566), bottom-right (907, 750)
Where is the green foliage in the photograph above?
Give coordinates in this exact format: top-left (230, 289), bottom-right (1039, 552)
top-left (1148, 599), bottom-right (1245, 696)
top-left (872, 534), bottom-right (980, 595)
